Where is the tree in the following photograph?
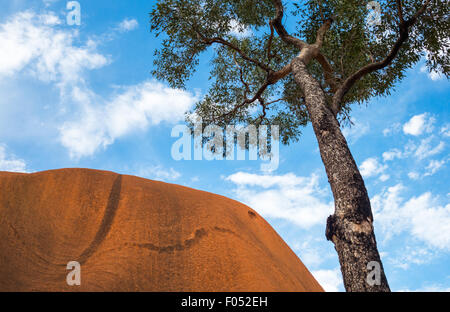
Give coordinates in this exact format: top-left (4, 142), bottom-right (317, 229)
top-left (150, 0), bottom-right (449, 291)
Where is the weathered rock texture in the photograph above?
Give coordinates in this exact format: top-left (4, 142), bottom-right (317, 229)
top-left (0, 168), bottom-right (323, 292)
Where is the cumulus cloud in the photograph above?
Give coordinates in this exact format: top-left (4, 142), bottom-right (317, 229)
top-left (390, 245), bottom-right (437, 270)
top-left (407, 158), bottom-right (446, 180)
top-left (0, 145), bottom-right (28, 172)
top-left (118, 18), bottom-right (138, 32)
top-left (380, 127), bottom-right (447, 181)
top-left (382, 148), bottom-right (403, 161)
top-left (43, 0), bottom-right (59, 7)
top-left (383, 122), bottom-right (401, 136)
top-left (424, 159), bottom-right (447, 177)
top-left (359, 157), bottom-right (388, 180)
top-left (408, 171), bottom-right (420, 180)
top-left (440, 124), bottom-right (450, 137)
top-left (420, 42), bottom-right (448, 81)
top-left (311, 269), bottom-right (343, 292)
top-left (225, 172), bottom-right (333, 229)
top-left (138, 165), bottom-right (181, 182)
top-left (229, 19), bottom-right (252, 38)
top-left (379, 174), bottom-right (390, 182)
top-left (59, 81), bottom-right (198, 158)
top-left (342, 119), bottom-right (370, 143)
top-left (403, 113), bottom-right (435, 136)
top-left (372, 184), bottom-right (450, 250)
top-left (292, 238), bottom-right (333, 269)
top-left (420, 64), bottom-right (444, 81)
top-left (378, 113), bottom-right (447, 179)
top-left (0, 11), bottom-right (108, 94)
top-left (0, 10), bottom-right (198, 158)
top-left (414, 137), bottom-right (445, 160)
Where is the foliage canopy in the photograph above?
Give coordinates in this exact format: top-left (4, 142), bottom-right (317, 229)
top-left (150, 0), bottom-right (449, 144)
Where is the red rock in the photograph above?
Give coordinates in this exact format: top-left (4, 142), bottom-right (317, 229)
top-left (0, 168), bottom-right (323, 291)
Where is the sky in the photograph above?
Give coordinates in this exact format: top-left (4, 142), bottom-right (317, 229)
top-left (0, 0), bottom-right (449, 292)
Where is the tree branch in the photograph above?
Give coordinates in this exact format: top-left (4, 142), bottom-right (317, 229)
top-left (312, 18), bottom-right (339, 92)
top-left (214, 62), bottom-right (292, 123)
top-left (331, 0), bottom-right (431, 115)
top-left (396, 0), bottom-right (405, 24)
top-left (267, 21), bottom-right (275, 61)
top-left (255, 97), bottom-right (269, 125)
top-left (267, 63), bottom-right (292, 83)
top-left (270, 0), bottom-right (307, 49)
top-left (214, 81), bottom-right (271, 123)
top-left (193, 27), bottom-right (272, 73)
top-left (316, 53), bottom-right (339, 92)
top-left (233, 52), bottom-right (251, 99)
top-left (406, 0), bottom-right (431, 26)
top-left (315, 18), bottom-right (334, 47)
top-left (266, 97), bottom-right (287, 105)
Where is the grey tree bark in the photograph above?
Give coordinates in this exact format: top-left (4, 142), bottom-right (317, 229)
top-left (291, 56), bottom-right (390, 292)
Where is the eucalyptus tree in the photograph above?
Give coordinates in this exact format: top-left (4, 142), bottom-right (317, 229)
top-left (150, 0), bottom-right (449, 291)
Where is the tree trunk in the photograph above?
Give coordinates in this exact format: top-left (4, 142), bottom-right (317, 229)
top-left (291, 57), bottom-right (390, 292)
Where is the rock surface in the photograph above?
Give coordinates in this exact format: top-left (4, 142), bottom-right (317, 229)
top-left (0, 168), bottom-right (323, 291)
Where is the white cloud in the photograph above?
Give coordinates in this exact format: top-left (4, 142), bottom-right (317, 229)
top-left (379, 174), bottom-right (390, 182)
top-left (414, 137), bottom-right (445, 160)
top-left (138, 165), bottom-right (181, 182)
top-left (342, 119), bottom-right (370, 143)
top-left (225, 172), bottom-right (333, 229)
top-left (0, 11), bottom-right (108, 94)
top-left (311, 269), bottom-right (343, 292)
top-left (118, 18), bottom-right (138, 32)
top-left (59, 81), bottom-right (198, 158)
top-left (440, 124), bottom-right (450, 137)
top-left (403, 113), bottom-right (435, 136)
top-left (372, 184), bottom-right (450, 250)
top-left (43, 0), bottom-right (59, 7)
top-left (379, 118), bottom-right (448, 178)
top-left (382, 148), bottom-right (403, 161)
top-left (0, 10), bottom-right (199, 158)
top-left (229, 19), bottom-right (252, 38)
top-left (406, 194), bottom-right (450, 250)
top-left (408, 171), bottom-right (420, 180)
top-left (359, 157), bottom-right (387, 179)
top-left (424, 159), bottom-right (446, 176)
top-left (390, 246), bottom-right (437, 270)
top-left (0, 145), bottom-right (28, 172)
top-left (292, 238), bottom-right (329, 268)
top-left (420, 44), bottom-right (448, 81)
top-left (372, 184), bottom-right (406, 239)
top-left (420, 64), bottom-right (444, 81)
top-left (383, 122), bottom-right (401, 136)
top-left (406, 158), bottom-right (446, 179)
top-left (429, 71), bottom-right (443, 81)
top-left (40, 11), bottom-right (61, 25)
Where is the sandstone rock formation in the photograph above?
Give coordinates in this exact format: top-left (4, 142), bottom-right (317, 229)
top-left (0, 168), bottom-right (323, 291)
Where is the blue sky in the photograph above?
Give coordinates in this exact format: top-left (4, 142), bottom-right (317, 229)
top-left (0, 0), bottom-right (449, 292)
